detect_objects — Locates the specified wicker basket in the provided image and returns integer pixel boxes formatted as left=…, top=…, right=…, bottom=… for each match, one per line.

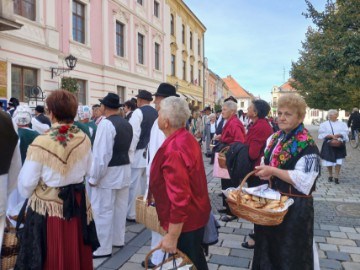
left=227, top=171, right=289, bottom=226
left=136, top=196, right=166, bottom=236
left=1, top=220, right=19, bottom=270
left=217, top=146, right=229, bottom=169
left=144, top=247, right=196, bottom=270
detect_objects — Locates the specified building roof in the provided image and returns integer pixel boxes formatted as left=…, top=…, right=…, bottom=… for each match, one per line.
left=279, top=79, right=297, bottom=92
left=223, top=75, right=253, bottom=99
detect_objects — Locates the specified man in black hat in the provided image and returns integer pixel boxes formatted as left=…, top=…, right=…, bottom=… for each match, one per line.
left=7, top=97, right=19, bottom=117
left=34, top=105, right=51, bottom=127
left=0, top=111, right=21, bottom=254
left=88, top=92, right=133, bottom=258
left=141, top=83, right=179, bottom=268
left=127, top=90, right=158, bottom=222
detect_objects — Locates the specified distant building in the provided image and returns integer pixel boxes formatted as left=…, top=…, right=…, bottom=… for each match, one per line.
left=223, top=75, right=255, bottom=112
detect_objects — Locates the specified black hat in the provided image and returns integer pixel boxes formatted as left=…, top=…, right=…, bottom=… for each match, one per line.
left=224, top=96, right=237, bottom=103
left=99, top=93, right=122, bottom=108
left=153, top=83, right=179, bottom=97
left=136, top=90, right=153, bottom=101
left=35, top=105, right=45, bottom=114
left=8, top=97, right=19, bottom=107
left=204, top=106, right=211, bottom=111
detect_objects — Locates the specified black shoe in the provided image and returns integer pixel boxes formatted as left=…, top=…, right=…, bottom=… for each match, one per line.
left=217, top=208, right=227, bottom=213
left=328, top=177, right=333, bottom=182
left=126, top=218, right=136, bottom=222
left=220, top=215, right=237, bottom=222
left=335, top=178, right=339, bottom=184
left=218, top=193, right=223, bottom=197
left=241, top=241, right=255, bottom=249
left=113, top=245, right=124, bottom=248
left=249, top=233, right=255, bottom=240
left=141, top=259, right=156, bottom=269
left=93, top=253, right=112, bottom=259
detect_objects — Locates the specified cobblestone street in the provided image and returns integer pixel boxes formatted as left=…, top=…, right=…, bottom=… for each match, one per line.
left=94, top=125, right=360, bottom=270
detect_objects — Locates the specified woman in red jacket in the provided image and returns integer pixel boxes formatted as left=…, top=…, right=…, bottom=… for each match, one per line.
left=150, top=97, right=211, bottom=270
left=214, top=100, right=246, bottom=222
left=242, top=99, right=273, bottom=249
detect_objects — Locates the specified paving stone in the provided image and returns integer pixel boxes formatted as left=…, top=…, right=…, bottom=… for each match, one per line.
left=347, top=233, right=360, bottom=240
left=218, top=227, right=234, bottom=233
left=319, top=258, right=343, bottom=269
left=208, top=254, right=250, bottom=268
left=128, top=254, right=144, bottom=263
left=343, top=262, right=360, bottom=270
left=356, top=240, right=360, bottom=247
left=314, top=236, right=326, bottom=243
left=135, top=246, right=150, bottom=255
left=339, top=227, right=357, bottom=233
left=233, top=228, right=253, bottom=236
left=207, top=263, right=219, bottom=270
left=326, top=251, right=350, bottom=261
left=118, top=262, right=143, bottom=270
left=318, top=249, right=326, bottom=259
left=219, top=266, right=248, bottom=270
left=221, top=239, right=242, bottom=249
left=209, top=246, right=230, bottom=256
left=314, top=229, right=330, bottom=237
left=339, top=246, right=360, bottom=254
left=327, top=237, right=357, bottom=246
left=320, top=224, right=340, bottom=231
left=230, top=248, right=254, bottom=259
left=330, top=231, right=348, bottom=238
left=319, top=243, right=338, bottom=251
left=126, top=223, right=145, bottom=233
left=241, top=223, right=254, bottom=230
left=218, top=233, right=244, bottom=241
left=350, top=254, right=360, bottom=262
left=225, top=222, right=241, bottom=228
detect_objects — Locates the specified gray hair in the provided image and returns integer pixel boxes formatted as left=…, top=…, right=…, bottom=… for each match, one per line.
left=209, top=113, right=216, bottom=119
left=328, top=109, right=338, bottom=117
left=353, top=107, right=359, bottom=112
left=160, top=96, right=191, bottom=129
left=223, top=101, right=237, bottom=113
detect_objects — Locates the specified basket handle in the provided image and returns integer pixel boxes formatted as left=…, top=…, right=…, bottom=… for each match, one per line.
left=144, top=247, right=191, bottom=269
left=219, top=145, right=230, bottom=154
left=238, top=170, right=273, bottom=191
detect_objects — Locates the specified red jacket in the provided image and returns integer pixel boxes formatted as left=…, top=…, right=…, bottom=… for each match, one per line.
left=245, top=118, right=274, bottom=167
left=149, top=128, right=211, bottom=232
left=221, top=115, right=245, bottom=144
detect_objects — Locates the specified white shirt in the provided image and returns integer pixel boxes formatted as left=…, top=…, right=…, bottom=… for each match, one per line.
left=146, top=119, right=165, bottom=178
left=31, top=118, right=50, bottom=134
left=318, top=120, right=349, bottom=142
left=0, top=143, right=21, bottom=216
left=88, top=118, right=131, bottom=189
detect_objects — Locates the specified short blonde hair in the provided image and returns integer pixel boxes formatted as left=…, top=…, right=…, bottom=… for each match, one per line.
left=277, top=94, right=307, bottom=119
left=160, top=97, right=191, bottom=129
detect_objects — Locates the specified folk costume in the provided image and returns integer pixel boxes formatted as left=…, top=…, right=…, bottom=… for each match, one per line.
left=127, top=102, right=157, bottom=220
left=16, top=123, right=99, bottom=270
left=149, top=128, right=211, bottom=270
left=89, top=114, right=133, bottom=256
left=252, top=124, right=320, bottom=270
left=18, top=127, right=39, bottom=164
left=0, top=111, right=21, bottom=255
left=318, top=120, right=348, bottom=166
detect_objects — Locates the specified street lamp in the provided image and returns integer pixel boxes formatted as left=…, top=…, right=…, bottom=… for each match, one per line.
left=51, top=54, right=78, bottom=79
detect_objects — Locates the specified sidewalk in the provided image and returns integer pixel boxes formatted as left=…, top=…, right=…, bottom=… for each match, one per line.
left=94, top=125, right=360, bottom=270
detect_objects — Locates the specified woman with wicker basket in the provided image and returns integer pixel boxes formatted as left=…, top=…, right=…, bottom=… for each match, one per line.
left=252, top=94, right=320, bottom=270
left=15, top=90, right=100, bottom=270
left=213, top=100, right=246, bottom=222
left=149, top=97, right=211, bottom=270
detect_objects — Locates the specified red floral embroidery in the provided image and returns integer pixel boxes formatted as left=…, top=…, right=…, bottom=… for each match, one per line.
left=50, top=124, right=80, bottom=147
left=58, top=125, right=70, bottom=134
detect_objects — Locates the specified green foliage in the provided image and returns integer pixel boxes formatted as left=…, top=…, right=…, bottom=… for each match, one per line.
left=290, top=0, right=360, bottom=111
left=61, top=77, right=79, bottom=94
left=214, top=99, right=222, bottom=112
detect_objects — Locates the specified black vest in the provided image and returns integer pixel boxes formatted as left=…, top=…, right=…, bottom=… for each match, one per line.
left=136, top=106, right=158, bottom=150
left=0, top=111, right=18, bottom=175
left=106, top=115, right=133, bottom=167
left=215, top=117, right=225, bottom=135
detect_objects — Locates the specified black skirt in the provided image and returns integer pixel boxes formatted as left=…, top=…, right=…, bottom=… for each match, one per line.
left=320, top=140, right=346, bottom=162
left=252, top=197, right=314, bottom=270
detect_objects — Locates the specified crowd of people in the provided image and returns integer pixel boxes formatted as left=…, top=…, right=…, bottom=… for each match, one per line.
left=0, top=85, right=357, bottom=270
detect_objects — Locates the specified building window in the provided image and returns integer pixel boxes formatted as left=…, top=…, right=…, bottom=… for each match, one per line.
left=182, top=24, right=185, bottom=44
left=75, top=79, right=86, bottom=105
left=117, top=86, right=126, bottom=103
left=198, top=69, right=201, bottom=86
left=116, top=21, right=125, bottom=57
left=171, top=54, right=175, bottom=76
left=170, top=14, right=174, bottom=36
left=137, top=0, right=143, bottom=5
left=154, top=1, right=159, bottom=17
left=155, top=43, right=160, bottom=70
left=182, top=61, right=186, bottom=80
left=190, top=31, right=193, bottom=50
left=72, top=1, right=85, bottom=44
left=14, top=0, right=36, bottom=21
left=138, top=33, right=144, bottom=64
left=198, top=38, right=201, bottom=56
left=190, top=65, right=194, bottom=83
left=11, top=65, right=37, bottom=102
left=240, top=101, right=245, bottom=108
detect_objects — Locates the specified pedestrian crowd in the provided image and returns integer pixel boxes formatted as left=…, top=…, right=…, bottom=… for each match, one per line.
left=0, top=85, right=358, bottom=270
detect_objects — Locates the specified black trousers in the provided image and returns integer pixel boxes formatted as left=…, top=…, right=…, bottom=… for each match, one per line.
left=221, top=178, right=238, bottom=216
left=177, top=227, right=208, bottom=270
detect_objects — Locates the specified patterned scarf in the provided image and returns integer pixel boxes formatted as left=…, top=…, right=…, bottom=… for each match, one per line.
left=264, top=124, right=315, bottom=168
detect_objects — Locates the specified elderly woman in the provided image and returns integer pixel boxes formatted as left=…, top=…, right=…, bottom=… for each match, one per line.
left=253, top=94, right=320, bottom=269
left=214, top=100, right=246, bottom=222
left=16, top=90, right=99, bottom=270
left=241, top=99, right=274, bottom=249
left=204, top=113, right=217, bottom=157
left=318, top=109, right=348, bottom=184
left=190, top=110, right=202, bottom=142
left=149, top=97, right=211, bottom=270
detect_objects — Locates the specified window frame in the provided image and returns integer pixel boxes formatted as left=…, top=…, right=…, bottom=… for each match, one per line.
left=11, top=65, right=38, bottom=103
left=170, top=14, right=175, bottom=36
left=138, top=33, right=145, bottom=65
left=198, top=38, right=201, bottom=56
left=171, top=54, right=176, bottom=76
left=116, top=21, right=125, bottom=57
left=76, top=79, right=87, bottom=105
left=182, top=24, right=185, bottom=44
left=182, top=61, right=186, bottom=81
left=137, top=0, right=143, bottom=5
left=189, top=31, right=193, bottom=50
left=154, top=1, right=160, bottom=18
left=14, top=0, right=36, bottom=21
left=155, top=42, right=160, bottom=70
left=72, top=0, right=85, bottom=44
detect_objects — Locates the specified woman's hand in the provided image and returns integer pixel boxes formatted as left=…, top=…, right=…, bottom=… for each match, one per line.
left=254, top=165, right=274, bottom=180
left=214, top=134, right=221, bottom=141
left=158, top=233, right=178, bottom=254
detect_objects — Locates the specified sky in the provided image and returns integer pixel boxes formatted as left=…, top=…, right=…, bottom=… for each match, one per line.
left=184, top=0, right=328, bottom=102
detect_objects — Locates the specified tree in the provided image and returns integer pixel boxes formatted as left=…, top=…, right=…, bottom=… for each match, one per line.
left=61, top=77, right=79, bottom=94
left=290, top=0, right=360, bottom=110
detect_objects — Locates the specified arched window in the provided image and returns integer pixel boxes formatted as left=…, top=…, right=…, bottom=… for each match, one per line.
left=170, top=14, right=174, bottom=35
left=190, top=31, right=193, bottom=50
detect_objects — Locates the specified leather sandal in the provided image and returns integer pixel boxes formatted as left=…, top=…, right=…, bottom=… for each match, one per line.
left=220, top=215, right=237, bottom=222
left=241, top=241, right=255, bottom=249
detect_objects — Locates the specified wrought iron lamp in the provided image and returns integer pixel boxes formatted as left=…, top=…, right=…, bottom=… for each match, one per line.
left=51, top=54, right=77, bottom=79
